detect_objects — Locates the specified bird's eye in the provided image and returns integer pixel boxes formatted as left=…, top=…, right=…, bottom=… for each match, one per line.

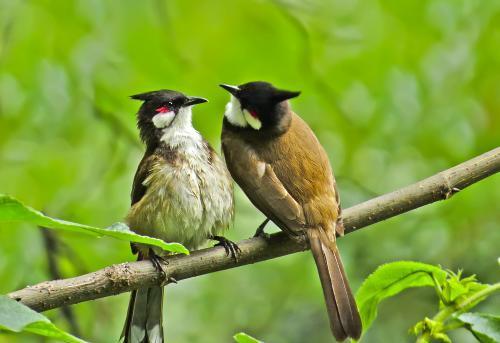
left=167, top=101, right=173, bottom=107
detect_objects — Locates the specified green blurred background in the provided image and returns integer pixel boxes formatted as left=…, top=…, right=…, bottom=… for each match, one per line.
left=1, top=0, right=499, bottom=342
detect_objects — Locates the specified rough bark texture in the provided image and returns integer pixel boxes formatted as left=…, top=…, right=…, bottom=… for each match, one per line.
left=8, top=147, right=500, bottom=312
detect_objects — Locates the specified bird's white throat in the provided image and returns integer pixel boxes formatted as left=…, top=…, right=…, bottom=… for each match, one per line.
left=158, top=106, right=203, bottom=152
left=224, top=95, right=262, bottom=130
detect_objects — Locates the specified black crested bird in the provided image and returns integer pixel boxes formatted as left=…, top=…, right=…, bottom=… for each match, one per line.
left=121, top=89, right=237, bottom=343
left=219, top=81, right=362, bottom=341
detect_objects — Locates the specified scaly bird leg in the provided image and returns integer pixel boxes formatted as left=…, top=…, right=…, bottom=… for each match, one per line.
left=148, top=248, right=168, bottom=281
left=253, top=218, right=271, bottom=238
left=210, top=236, right=241, bottom=261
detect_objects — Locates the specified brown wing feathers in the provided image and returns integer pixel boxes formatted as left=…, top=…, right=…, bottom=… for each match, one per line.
left=131, top=151, right=156, bottom=206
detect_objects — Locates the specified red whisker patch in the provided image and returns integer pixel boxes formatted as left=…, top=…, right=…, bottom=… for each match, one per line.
left=156, top=106, right=169, bottom=113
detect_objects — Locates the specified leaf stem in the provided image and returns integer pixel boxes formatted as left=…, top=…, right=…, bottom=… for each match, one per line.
left=416, top=335, right=430, bottom=343
left=415, top=282, right=500, bottom=342
left=431, top=272, right=447, bottom=305
left=442, top=320, right=465, bottom=332
left=456, top=282, right=500, bottom=310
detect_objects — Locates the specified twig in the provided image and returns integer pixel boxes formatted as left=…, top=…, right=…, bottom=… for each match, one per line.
left=8, top=148, right=500, bottom=312
left=41, top=229, right=81, bottom=336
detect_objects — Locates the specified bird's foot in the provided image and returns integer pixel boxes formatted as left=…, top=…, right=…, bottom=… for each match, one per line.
left=149, top=248, right=168, bottom=281
left=253, top=218, right=271, bottom=239
left=211, top=236, right=241, bottom=261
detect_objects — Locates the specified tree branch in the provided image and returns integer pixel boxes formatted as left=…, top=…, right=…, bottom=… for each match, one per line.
left=8, top=148, right=500, bottom=312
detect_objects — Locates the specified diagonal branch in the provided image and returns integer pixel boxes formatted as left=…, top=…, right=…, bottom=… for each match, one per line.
left=8, top=148, right=500, bottom=312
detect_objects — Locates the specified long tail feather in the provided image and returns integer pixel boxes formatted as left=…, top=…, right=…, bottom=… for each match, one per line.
left=121, top=255, right=164, bottom=343
left=307, top=229, right=362, bottom=341
left=146, top=287, right=164, bottom=343
left=121, top=286, right=164, bottom=343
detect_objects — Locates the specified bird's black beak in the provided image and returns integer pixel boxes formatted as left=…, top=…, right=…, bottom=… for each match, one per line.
left=219, top=84, right=240, bottom=97
left=183, top=96, right=208, bottom=107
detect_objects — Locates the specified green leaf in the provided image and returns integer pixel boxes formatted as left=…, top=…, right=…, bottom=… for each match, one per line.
left=441, top=271, right=485, bottom=305
left=0, top=296, right=87, bottom=343
left=443, top=278, right=469, bottom=303
left=233, top=332, right=264, bottom=343
left=458, top=313, right=500, bottom=343
left=356, top=261, right=447, bottom=337
left=0, top=194, right=188, bottom=255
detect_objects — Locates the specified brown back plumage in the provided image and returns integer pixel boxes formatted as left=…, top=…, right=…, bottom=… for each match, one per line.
left=222, top=112, right=362, bottom=341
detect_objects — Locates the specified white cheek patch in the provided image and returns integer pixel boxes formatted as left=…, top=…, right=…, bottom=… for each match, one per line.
left=224, top=96, right=247, bottom=127
left=243, top=109, right=262, bottom=130
left=152, top=111, right=175, bottom=128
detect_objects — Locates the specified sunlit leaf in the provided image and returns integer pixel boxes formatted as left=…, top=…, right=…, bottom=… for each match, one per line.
left=458, top=313, right=500, bottom=343
left=233, top=332, right=264, bottom=343
left=0, top=296, right=87, bottom=343
left=356, top=261, right=447, bottom=338
left=0, top=194, right=188, bottom=254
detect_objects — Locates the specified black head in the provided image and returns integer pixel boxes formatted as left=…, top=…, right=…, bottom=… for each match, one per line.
left=131, top=89, right=207, bottom=146
left=131, top=89, right=207, bottom=116
left=220, top=81, right=300, bottom=131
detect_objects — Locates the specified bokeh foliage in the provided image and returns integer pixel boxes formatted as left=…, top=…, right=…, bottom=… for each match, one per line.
left=0, top=0, right=499, bottom=342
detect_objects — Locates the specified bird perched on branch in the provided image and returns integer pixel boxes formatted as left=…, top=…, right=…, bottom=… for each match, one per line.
left=121, top=89, right=236, bottom=343
left=220, top=81, right=362, bottom=341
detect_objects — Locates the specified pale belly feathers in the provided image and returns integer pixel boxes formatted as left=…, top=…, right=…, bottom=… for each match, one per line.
left=126, top=132, right=234, bottom=251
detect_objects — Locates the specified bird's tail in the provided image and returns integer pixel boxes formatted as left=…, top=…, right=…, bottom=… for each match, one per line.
left=121, top=257, right=164, bottom=343
left=307, top=229, right=362, bottom=341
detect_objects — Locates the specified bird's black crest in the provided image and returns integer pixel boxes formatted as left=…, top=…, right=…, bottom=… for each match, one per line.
left=272, top=89, right=301, bottom=103
left=232, top=81, right=301, bottom=106
left=130, top=89, right=183, bottom=102
left=245, top=81, right=299, bottom=94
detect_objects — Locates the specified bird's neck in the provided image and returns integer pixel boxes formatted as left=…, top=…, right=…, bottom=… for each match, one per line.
left=223, top=109, right=292, bottom=142
left=142, top=106, right=203, bottom=153
left=158, top=125, right=203, bottom=153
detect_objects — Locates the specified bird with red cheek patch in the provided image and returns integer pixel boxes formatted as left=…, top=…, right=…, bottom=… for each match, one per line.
left=220, top=81, right=362, bottom=342
left=155, top=106, right=170, bottom=113
left=121, top=89, right=237, bottom=343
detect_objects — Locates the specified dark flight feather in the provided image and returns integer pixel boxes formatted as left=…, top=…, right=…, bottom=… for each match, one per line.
left=131, top=152, right=155, bottom=206
left=221, top=140, right=305, bottom=237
